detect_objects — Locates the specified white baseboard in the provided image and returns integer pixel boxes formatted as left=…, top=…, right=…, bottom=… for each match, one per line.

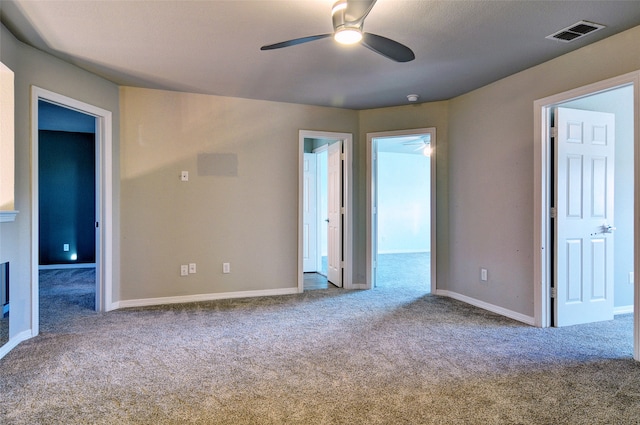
left=435, top=289, right=536, bottom=326
left=614, top=305, right=634, bottom=315
left=114, top=287, right=300, bottom=309
left=377, top=250, right=430, bottom=255
left=0, top=330, right=33, bottom=360
left=39, top=263, right=96, bottom=270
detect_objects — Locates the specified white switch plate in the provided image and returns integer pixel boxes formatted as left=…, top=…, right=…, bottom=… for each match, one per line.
left=189, top=263, right=196, bottom=274
left=223, top=263, right=231, bottom=274
left=181, top=171, right=189, bottom=181
left=629, top=271, right=634, bottom=284
left=63, top=244, right=70, bottom=252
left=180, top=265, right=189, bottom=276
left=480, top=268, right=488, bottom=282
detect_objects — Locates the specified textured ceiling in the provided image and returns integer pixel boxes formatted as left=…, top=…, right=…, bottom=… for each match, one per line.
left=2, top=0, right=640, bottom=110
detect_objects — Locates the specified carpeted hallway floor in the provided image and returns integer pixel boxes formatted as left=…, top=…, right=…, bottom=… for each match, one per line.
left=0, top=268, right=638, bottom=424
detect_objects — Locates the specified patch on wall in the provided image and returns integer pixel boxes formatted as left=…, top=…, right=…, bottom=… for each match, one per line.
left=197, top=153, right=238, bottom=177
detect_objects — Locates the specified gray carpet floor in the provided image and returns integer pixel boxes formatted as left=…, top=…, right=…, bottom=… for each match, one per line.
left=0, top=269, right=639, bottom=424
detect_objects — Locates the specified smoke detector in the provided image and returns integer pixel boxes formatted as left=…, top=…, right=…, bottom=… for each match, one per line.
left=407, top=94, right=419, bottom=102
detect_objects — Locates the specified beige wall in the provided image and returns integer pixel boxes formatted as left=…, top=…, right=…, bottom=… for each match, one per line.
left=0, top=24, right=120, bottom=339
left=446, top=25, right=640, bottom=317
left=120, top=87, right=357, bottom=300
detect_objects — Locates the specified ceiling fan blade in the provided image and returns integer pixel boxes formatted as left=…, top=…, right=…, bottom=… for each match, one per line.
left=344, top=0, right=377, bottom=23
left=361, top=32, right=415, bottom=62
left=261, top=34, right=332, bottom=51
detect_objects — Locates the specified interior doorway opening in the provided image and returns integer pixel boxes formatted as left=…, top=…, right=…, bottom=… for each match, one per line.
left=298, top=130, right=353, bottom=292
left=533, top=71, right=639, bottom=361
left=366, top=128, right=436, bottom=292
left=31, top=87, right=114, bottom=337
left=38, top=100, right=98, bottom=331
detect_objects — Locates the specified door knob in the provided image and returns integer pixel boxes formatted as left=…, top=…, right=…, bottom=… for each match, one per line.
left=601, top=223, right=616, bottom=233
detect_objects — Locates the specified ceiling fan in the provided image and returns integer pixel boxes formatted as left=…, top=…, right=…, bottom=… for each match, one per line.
left=260, top=0, right=415, bottom=63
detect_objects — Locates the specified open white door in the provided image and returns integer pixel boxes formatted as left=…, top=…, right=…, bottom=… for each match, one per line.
left=327, top=141, right=343, bottom=287
left=555, top=107, right=615, bottom=326
left=303, top=153, right=318, bottom=272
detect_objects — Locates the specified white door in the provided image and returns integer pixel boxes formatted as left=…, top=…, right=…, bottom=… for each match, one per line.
left=555, top=107, right=615, bottom=326
left=303, top=153, right=318, bottom=272
left=327, top=141, right=343, bottom=287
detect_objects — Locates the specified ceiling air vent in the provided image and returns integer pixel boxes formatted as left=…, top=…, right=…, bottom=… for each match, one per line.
left=546, top=20, right=605, bottom=43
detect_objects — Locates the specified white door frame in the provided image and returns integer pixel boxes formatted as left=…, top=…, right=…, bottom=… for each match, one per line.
left=31, top=86, right=114, bottom=336
left=366, top=128, right=437, bottom=291
left=298, top=130, right=353, bottom=291
left=533, top=71, right=640, bottom=361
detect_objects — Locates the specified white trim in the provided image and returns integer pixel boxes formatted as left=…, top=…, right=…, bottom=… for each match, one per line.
left=298, top=130, right=353, bottom=292
left=31, top=87, right=115, bottom=340
left=533, top=70, right=640, bottom=361
left=366, top=128, right=437, bottom=292
left=116, top=287, right=299, bottom=309
left=0, top=330, right=32, bottom=360
left=0, top=211, right=18, bottom=222
left=614, top=305, right=634, bottom=315
left=435, top=289, right=536, bottom=326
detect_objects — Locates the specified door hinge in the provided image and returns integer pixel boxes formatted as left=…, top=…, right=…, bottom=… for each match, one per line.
left=551, top=127, right=558, bottom=138
left=95, top=221, right=99, bottom=228
left=550, top=287, right=557, bottom=299
left=341, top=207, right=345, bottom=214
left=550, top=207, right=557, bottom=218
left=341, top=153, right=345, bottom=160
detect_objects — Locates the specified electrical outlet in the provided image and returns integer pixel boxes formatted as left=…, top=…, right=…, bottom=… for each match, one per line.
left=189, top=263, right=196, bottom=274
left=63, top=244, right=70, bottom=252
left=180, top=265, right=189, bottom=276
left=480, top=268, right=488, bottom=282
left=223, top=263, right=231, bottom=274
left=181, top=171, right=189, bottom=181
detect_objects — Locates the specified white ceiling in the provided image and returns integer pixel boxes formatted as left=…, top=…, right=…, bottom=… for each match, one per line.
left=2, top=0, right=640, bottom=110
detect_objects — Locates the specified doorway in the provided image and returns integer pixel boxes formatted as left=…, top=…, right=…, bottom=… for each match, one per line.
left=533, top=72, right=639, bottom=360
left=31, top=87, right=114, bottom=336
left=38, top=100, right=98, bottom=331
left=298, top=130, right=353, bottom=292
left=366, top=128, right=437, bottom=292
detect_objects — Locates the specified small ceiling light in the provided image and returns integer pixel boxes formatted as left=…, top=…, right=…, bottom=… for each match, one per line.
left=334, top=27, right=363, bottom=45
left=407, top=94, right=419, bottom=102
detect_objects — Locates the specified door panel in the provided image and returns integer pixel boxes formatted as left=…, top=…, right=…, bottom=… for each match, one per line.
left=303, top=153, right=317, bottom=272
left=327, top=142, right=342, bottom=287
left=555, top=107, right=615, bottom=326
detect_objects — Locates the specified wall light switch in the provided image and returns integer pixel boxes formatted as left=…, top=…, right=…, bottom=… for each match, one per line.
left=180, top=265, right=189, bottom=276
left=181, top=171, right=189, bottom=181
left=189, top=263, right=196, bottom=274
left=63, top=244, right=70, bottom=252
left=480, top=268, right=488, bottom=282
left=629, top=272, right=634, bottom=285
left=223, top=263, right=231, bottom=274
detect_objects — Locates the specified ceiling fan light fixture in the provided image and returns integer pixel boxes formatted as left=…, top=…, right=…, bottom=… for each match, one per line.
left=334, top=27, right=363, bottom=45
